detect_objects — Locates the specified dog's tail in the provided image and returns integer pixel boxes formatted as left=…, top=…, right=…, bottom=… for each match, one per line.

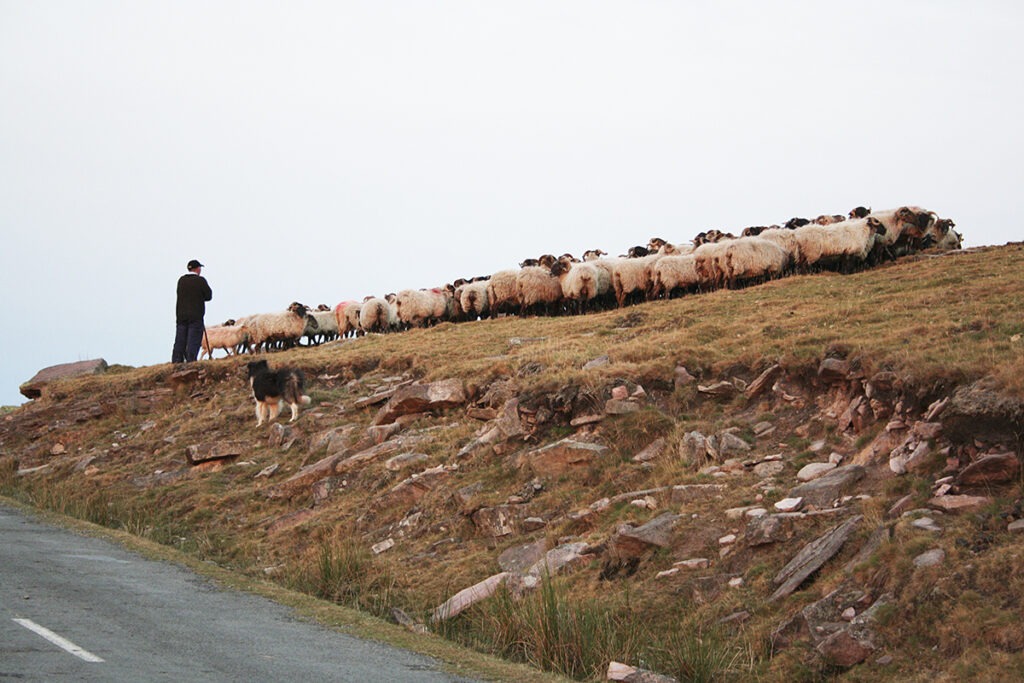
left=282, top=371, right=311, bottom=407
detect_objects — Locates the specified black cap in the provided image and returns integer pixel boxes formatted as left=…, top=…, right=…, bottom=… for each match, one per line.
left=187, top=259, right=204, bottom=270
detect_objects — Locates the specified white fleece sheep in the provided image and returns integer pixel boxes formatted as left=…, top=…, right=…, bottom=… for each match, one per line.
left=516, top=265, right=564, bottom=316
left=553, top=260, right=610, bottom=313
left=792, top=218, right=885, bottom=271
left=246, top=302, right=315, bottom=351
left=486, top=269, right=520, bottom=317
left=609, top=253, right=662, bottom=307
left=395, top=288, right=451, bottom=328
left=717, top=236, right=790, bottom=285
left=459, top=280, right=490, bottom=320
left=200, top=323, right=250, bottom=360
left=650, top=253, right=699, bottom=299
left=304, top=307, right=340, bottom=345
left=359, top=296, right=398, bottom=333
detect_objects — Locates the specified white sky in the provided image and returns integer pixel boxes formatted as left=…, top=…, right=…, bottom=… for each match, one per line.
left=2, top=1, right=1022, bottom=407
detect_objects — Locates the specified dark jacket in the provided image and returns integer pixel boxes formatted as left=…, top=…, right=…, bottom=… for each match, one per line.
left=176, top=273, right=213, bottom=323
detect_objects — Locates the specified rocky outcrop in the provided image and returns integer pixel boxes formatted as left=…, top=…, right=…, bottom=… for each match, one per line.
left=20, top=359, right=108, bottom=399
left=372, top=379, right=467, bottom=425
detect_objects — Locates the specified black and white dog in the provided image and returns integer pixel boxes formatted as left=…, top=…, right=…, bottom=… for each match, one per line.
left=246, top=360, right=311, bottom=426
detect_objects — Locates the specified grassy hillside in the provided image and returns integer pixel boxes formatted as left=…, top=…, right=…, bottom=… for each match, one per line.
left=2, top=243, right=1023, bottom=682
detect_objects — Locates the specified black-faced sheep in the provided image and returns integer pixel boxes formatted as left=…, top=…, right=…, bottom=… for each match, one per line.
left=246, top=302, right=317, bottom=352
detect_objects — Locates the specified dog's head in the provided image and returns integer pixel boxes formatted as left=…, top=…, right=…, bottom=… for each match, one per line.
left=246, top=360, right=270, bottom=378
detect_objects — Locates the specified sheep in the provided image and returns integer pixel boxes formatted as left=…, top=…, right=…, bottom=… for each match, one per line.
left=395, top=287, right=452, bottom=328
left=756, top=228, right=802, bottom=265
left=199, top=322, right=250, bottom=360
left=304, top=305, right=340, bottom=345
left=611, top=252, right=664, bottom=307
left=551, top=257, right=611, bottom=314
left=333, top=301, right=362, bottom=338
left=849, top=206, right=871, bottom=219
left=359, top=296, right=398, bottom=334
left=486, top=269, right=520, bottom=317
left=791, top=218, right=887, bottom=272
left=717, top=236, right=791, bottom=286
left=865, top=206, right=937, bottom=257
left=650, top=253, right=699, bottom=299
left=459, top=279, right=491, bottom=320
left=516, top=265, right=564, bottom=316
left=246, top=302, right=317, bottom=352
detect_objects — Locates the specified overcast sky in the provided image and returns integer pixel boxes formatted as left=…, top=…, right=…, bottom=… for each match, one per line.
left=2, top=1, right=1021, bottom=407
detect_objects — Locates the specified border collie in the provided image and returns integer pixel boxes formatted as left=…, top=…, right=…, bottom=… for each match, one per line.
left=246, top=360, right=311, bottom=426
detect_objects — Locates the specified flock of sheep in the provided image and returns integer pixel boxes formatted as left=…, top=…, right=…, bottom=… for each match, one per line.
left=199, top=205, right=961, bottom=359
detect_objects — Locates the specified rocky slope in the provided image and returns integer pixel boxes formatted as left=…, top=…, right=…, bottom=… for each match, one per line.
left=3, top=245, right=1023, bottom=681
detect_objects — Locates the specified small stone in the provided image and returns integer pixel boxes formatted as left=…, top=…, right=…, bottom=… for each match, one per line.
left=774, top=497, right=804, bottom=512
left=50, top=443, right=66, bottom=455
left=828, top=452, right=844, bottom=465
left=611, top=385, right=629, bottom=400
left=674, top=558, right=709, bottom=570
left=719, top=534, right=736, bottom=546
left=842, top=607, right=856, bottom=621
left=371, top=538, right=395, bottom=554
left=1007, top=519, right=1024, bottom=533
left=728, top=577, right=744, bottom=588
left=797, top=462, right=838, bottom=482
left=911, top=517, right=942, bottom=532
left=656, top=568, right=680, bottom=579
left=913, top=548, right=945, bottom=568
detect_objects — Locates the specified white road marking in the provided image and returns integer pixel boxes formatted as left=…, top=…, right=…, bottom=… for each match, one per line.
left=12, top=618, right=105, bottom=662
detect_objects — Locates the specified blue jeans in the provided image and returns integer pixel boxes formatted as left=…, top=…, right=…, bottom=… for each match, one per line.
left=172, top=319, right=205, bottom=363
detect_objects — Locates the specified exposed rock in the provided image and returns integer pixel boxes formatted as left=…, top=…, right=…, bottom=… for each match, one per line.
left=957, top=452, right=1020, bottom=487
left=674, top=365, right=696, bottom=388
left=746, top=514, right=793, bottom=546
left=913, top=548, right=945, bottom=568
left=432, top=572, right=510, bottom=621
left=20, top=358, right=109, bottom=399
left=373, top=379, right=467, bottom=426
left=372, top=538, right=395, bottom=554
left=526, top=542, right=589, bottom=578
left=365, top=422, right=403, bottom=445
left=457, top=398, right=526, bottom=458
left=797, top=462, right=838, bottom=482
left=384, top=452, right=430, bottom=472
left=697, top=381, right=738, bottom=399
left=583, top=355, right=610, bottom=370
left=335, top=437, right=411, bottom=474
left=611, top=385, right=629, bottom=400
left=754, top=460, right=786, bottom=478
left=570, top=414, right=604, bottom=427
left=517, top=438, right=609, bottom=478
left=844, top=525, right=892, bottom=573
left=185, top=441, right=245, bottom=465
left=788, top=465, right=865, bottom=509
left=718, top=432, right=751, bottom=456
left=1008, top=519, right=1024, bottom=533
left=746, top=364, right=783, bottom=400
left=928, top=494, right=991, bottom=513
left=680, top=431, right=710, bottom=464
left=817, top=358, right=850, bottom=383
left=466, top=406, right=498, bottom=421
left=608, top=513, right=680, bottom=561
left=255, top=463, right=280, bottom=479
left=268, top=423, right=292, bottom=448
left=670, top=484, right=728, bottom=504
left=774, top=497, right=803, bottom=512
left=674, top=558, right=709, bottom=570
left=770, top=515, right=862, bottom=601
left=607, top=660, right=680, bottom=683
left=632, top=438, right=666, bottom=463
left=498, top=541, right=548, bottom=573
left=605, top=399, right=641, bottom=415
left=942, top=377, right=1024, bottom=442
left=471, top=504, right=524, bottom=537
left=310, top=425, right=359, bottom=457
left=354, top=389, right=396, bottom=409
left=264, top=454, right=341, bottom=500
left=384, top=465, right=450, bottom=509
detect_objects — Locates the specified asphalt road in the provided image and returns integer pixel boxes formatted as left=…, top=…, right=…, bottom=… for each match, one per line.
left=0, top=504, right=478, bottom=682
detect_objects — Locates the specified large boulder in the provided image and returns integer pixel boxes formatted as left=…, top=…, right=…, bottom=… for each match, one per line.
left=372, top=379, right=467, bottom=425
left=20, top=359, right=108, bottom=399
left=942, top=378, right=1024, bottom=442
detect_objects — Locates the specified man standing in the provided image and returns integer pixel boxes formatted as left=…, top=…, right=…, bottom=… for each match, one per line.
left=171, top=259, right=213, bottom=363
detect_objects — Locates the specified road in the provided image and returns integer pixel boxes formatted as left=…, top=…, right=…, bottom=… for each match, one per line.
left=0, top=504, right=478, bottom=682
